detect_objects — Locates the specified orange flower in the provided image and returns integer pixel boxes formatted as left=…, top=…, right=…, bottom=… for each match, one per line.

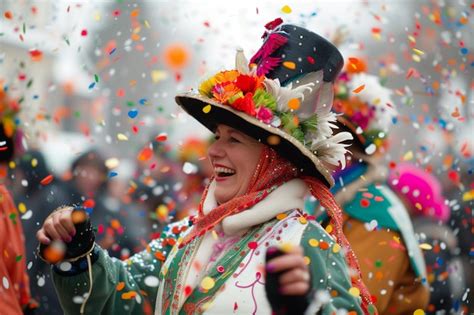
left=212, top=82, right=240, bottom=104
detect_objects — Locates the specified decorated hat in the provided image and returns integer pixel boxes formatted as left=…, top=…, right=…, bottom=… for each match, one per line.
left=175, top=20, right=353, bottom=187
left=388, top=163, right=450, bottom=223
left=333, top=58, right=397, bottom=156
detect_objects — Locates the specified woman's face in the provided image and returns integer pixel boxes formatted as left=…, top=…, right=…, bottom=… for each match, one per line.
left=208, top=124, right=263, bottom=204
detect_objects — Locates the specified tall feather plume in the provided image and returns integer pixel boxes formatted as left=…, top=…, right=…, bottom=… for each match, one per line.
left=250, top=32, right=288, bottom=76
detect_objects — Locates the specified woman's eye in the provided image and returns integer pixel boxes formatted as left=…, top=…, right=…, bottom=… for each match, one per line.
left=229, top=137, right=240, bottom=143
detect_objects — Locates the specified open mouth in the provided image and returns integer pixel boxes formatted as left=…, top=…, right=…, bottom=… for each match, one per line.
left=214, top=166, right=236, bottom=179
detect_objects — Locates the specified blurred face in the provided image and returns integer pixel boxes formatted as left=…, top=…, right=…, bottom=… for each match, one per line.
left=74, top=165, right=105, bottom=195
left=208, top=125, right=263, bottom=204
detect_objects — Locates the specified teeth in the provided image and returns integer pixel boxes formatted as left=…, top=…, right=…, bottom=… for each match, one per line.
left=214, top=166, right=235, bottom=175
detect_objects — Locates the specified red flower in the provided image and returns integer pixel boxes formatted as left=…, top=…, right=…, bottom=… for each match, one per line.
left=235, top=74, right=263, bottom=94
left=231, top=93, right=256, bottom=116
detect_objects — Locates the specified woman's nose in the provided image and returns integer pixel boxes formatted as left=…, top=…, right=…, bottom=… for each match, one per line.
left=208, top=140, right=225, bottom=159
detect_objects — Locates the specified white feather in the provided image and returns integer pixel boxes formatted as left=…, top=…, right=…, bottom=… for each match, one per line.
left=264, top=78, right=314, bottom=112
left=310, top=132, right=353, bottom=169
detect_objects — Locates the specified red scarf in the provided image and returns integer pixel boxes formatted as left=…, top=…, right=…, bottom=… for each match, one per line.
left=180, top=146, right=373, bottom=313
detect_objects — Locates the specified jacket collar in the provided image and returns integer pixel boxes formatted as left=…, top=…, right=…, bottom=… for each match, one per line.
left=202, top=178, right=308, bottom=235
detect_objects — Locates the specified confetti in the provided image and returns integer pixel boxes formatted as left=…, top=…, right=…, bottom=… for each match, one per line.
left=348, top=287, right=360, bottom=297
left=184, top=285, right=192, bottom=296
left=137, top=147, right=153, bottom=161
left=18, top=202, right=26, bottom=213
left=4, top=11, right=13, bottom=19
left=40, top=174, right=54, bottom=186
left=419, top=243, right=433, bottom=250
left=121, top=291, right=137, bottom=300
left=2, top=277, right=9, bottom=289
left=164, top=43, right=189, bottom=70
left=202, top=104, right=211, bottom=113
left=155, top=133, right=168, bottom=142
left=29, top=49, right=43, bottom=62
left=83, top=199, right=95, bottom=208
left=43, top=241, right=66, bottom=264
left=281, top=5, right=292, bottom=14
left=403, top=150, right=413, bottom=161
left=352, top=84, right=365, bottom=94
left=309, top=239, right=319, bottom=247
left=144, top=276, right=159, bottom=287
left=267, top=135, right=281, bottom=145
left=288, top=98, right=300, bottom=110
left=128, top=109, right=138, bottom=119
left=116, top=282, right=125, bottom=291
left=282, top=61, right=296, bottom=70
left=319, top=241, right=329, bottom=250
left=117, top=133, right=128, bottom=141
left=200, top=276, right=215, bottom=290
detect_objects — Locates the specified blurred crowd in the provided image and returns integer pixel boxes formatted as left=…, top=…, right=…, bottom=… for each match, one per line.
left=3, top=122, right=214, bottom=313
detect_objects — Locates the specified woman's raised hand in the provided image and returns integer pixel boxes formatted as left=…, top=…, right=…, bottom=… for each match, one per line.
left=36, top=206, right=76, bottom=245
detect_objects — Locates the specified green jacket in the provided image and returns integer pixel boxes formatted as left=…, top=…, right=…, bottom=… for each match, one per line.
left=52, top=214, right=365, bottom=314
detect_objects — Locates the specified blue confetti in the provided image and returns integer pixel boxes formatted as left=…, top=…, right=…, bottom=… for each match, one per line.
left=391, top=117, right=398, bottom=124
left=33, top=95, right=39, bottom=99
left=128, top=109, right=138, bottom=119
left=108, top=171, right=118, bottom=178
left=460, top=47, right=468, bottom=55
left=139, top=98, right=147, bottom=105
left=88, top=82, right=96, bottom=89
left=109, top=48, right=116, bottom=55
left=439, top=119, right=447, bottom=129
left=436, top=257, right=444, bottom=266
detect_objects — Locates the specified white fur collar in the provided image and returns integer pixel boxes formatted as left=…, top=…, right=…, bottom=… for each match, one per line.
left=202, top=179, right=308, bottom=235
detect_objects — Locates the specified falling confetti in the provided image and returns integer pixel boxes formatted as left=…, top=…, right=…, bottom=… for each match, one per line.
left=281, top=5, right=292, bottom=14
left=40, top=174, right=54, bottom=186
left=352, top=84, right=365, bottom=94
left=202, top=104, right=211, bottom=113
left=117, top=133, right=128, bottom=141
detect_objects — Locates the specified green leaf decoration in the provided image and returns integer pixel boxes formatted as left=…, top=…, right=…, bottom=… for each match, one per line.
left=291, top=128, right=305, bottom=143
left=253, top=89, right=277, bottom=110
left=301, top=114, right=318, bottom=133
left=281, top=112, right=298, bottom=132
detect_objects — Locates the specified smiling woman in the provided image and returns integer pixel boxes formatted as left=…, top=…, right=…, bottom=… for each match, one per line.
left=36, top=21, right=374, bottom=315
left=209, top=125, right=263, bottom=204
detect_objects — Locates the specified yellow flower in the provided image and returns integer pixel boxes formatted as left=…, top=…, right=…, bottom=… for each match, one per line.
left=214, top=70, right=239, bottom=83
left=199, top=76, right=217, bottom=98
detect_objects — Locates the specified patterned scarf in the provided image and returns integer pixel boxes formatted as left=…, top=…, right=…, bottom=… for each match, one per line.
left=180, top=146, right=297, bottom=245
left=180, top=145, right=373, bottom=313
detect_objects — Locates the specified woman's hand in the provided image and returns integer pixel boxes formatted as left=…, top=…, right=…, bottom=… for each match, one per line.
left=36, top=206, right=76, bottom=245
left=266, top=245, right=310, bottom=295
